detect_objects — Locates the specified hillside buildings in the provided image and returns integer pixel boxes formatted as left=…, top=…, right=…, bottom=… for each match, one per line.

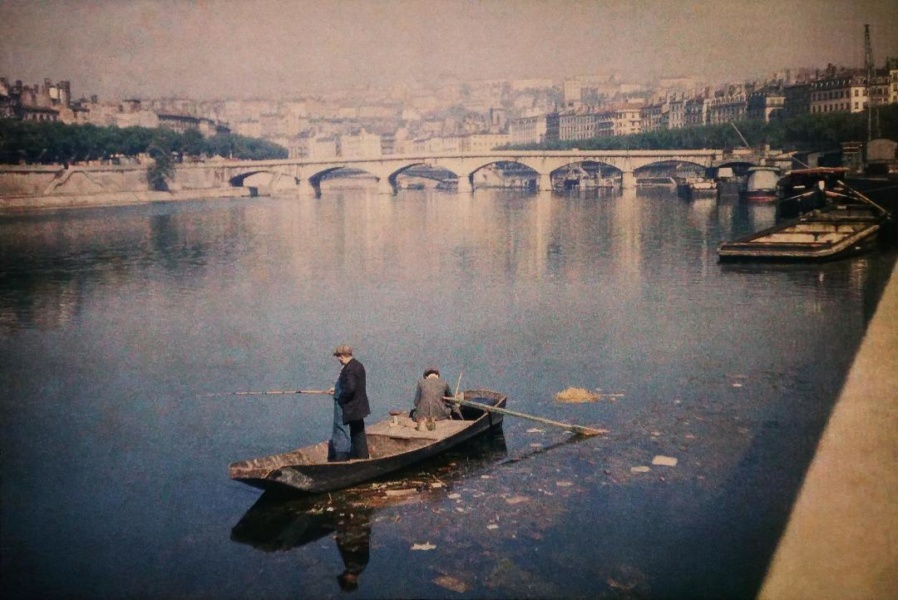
left=3, top=55, right=898, bottom=161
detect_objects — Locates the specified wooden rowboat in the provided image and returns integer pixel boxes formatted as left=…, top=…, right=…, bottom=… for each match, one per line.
left=229, top=389, right=506, bottom=493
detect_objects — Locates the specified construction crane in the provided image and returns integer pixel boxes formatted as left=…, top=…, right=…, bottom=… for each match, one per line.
left=864, top=24, right=874, bottom=141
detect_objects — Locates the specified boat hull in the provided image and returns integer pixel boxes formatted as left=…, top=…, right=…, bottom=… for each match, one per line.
left=741, top=189, right=778, bottom=203
left=740, top=167, right=781, bottom=203
left=229, top=389, right=506, bottom=493
left=718, top=205, right=885, bottom=262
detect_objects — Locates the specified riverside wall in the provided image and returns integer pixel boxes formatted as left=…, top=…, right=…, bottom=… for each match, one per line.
left=0, top=164, right=266, bottom=211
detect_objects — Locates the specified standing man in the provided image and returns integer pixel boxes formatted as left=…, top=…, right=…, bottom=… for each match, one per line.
left=329, top=345, right=370, bottom=461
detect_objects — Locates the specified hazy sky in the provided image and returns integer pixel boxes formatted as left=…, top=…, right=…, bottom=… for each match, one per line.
left=2, top=0, right=897, bottom=100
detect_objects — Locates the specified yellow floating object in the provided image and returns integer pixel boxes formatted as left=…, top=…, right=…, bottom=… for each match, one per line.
left=554, top=387, right=600, bottom=403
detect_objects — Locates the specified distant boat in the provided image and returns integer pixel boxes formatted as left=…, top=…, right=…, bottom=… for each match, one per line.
left=637, top=176, right=677, bottom=189
left=740, top=167, right=781, bottom=202
left=713, top=166, right=741, bottom=196
left=677, top=176, right=718, bottom=199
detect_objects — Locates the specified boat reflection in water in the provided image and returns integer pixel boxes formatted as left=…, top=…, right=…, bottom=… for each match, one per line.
left=230, top=433, right=509, bottom=590
left=233, top=492, right=374, bottom=591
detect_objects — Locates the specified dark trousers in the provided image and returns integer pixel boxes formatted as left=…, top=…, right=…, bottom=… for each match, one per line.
left=348, top=419, right=369, bottom=459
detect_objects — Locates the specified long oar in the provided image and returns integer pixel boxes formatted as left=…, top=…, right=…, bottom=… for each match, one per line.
left=445, top=396, right=607, bottom=437
left=199, top=389, right=331, bottom=398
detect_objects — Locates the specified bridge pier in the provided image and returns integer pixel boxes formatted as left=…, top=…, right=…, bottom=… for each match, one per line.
left=621, top=171, right=637, bottom=190
left=456, top=176, right=473, bottom=194
left=297, top=179, right=318, bottom=198
left=536, top=173, right=553, bottom=192
left=377, top=178, right=396, bottom=196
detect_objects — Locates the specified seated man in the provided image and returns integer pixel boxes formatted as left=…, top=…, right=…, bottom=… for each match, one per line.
left=411, top=367, right=453, bottom=430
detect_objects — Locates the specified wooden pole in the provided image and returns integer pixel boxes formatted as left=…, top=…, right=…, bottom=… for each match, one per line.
left=834, top=180, right=891, bottom=217
left=199, top=389, right=332, bottom=397
left=446, top=396, right=607, bottom=437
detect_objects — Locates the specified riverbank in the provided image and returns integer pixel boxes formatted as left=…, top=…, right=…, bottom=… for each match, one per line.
left=0, top=186, right=256, bottom=213
left=759, top=257, right=898, bottom=598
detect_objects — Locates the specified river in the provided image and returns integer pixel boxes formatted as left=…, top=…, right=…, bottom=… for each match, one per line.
left=1, top=185, right=895, bottom=599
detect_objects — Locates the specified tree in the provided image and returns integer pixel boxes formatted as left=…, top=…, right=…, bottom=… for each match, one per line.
left=146, top=141, right=174, bottom=191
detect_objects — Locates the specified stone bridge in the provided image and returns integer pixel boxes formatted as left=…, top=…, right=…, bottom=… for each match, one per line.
left=2, top=149, right=754, bottom=201
left=203, top=149, right=731, bottom=196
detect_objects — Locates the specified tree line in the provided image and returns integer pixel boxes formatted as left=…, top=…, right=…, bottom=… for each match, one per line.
left=0, top=119, right=288, bottom=165
left=507, top=104, right=898, bottom=152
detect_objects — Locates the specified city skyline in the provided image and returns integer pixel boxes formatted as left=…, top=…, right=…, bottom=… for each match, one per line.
left=2, top=0, right=898, bottom=101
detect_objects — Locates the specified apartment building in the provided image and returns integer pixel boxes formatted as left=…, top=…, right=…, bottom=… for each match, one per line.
left=508, top=114, right=548, bottom=145
left=640, top=102, right=666, bottom=132
left=683, top=96, right=710, bottom=127
left=707, top=89, right=747, bottom=125
left=809, top=76, right=867, bottom=114
left=747, top=88, right=785, bottom=122
left=783, top=83, right=811, bottom=119
left=292, top=134, right=337, bottom=160
left=463, top=132, right=510, bottom=152
left=612, top=107, right=642, bottom=136
left=339, top=128, right=383, bottom=159
left=558, top=112, right=602, bottom=141
left=667, top=97, right=686, bottom=129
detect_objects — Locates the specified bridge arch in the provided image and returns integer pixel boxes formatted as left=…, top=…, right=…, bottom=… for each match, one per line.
left=632, top=159, right=708, bottom=177
left=228, top=169, right=299, bottom=195
left=228, top=169, right=277, bottom=187
left=551, top=160, right=622, bottom=190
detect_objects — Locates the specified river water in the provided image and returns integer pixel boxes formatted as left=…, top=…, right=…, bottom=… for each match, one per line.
left=1, top=185, right=895, bottom=599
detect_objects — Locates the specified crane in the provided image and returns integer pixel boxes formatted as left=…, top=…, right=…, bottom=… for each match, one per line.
left=864, top=24, right=874, bottom=141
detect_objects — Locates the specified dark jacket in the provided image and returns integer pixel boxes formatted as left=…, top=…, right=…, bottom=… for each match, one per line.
left=414, top=376, right=453, bottom=420
left=335, top=358, right=370, bottom=424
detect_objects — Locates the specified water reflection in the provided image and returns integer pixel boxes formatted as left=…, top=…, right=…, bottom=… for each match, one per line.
left=2, top=189, right=897, bottom=599
left=233, top=493, right=373, bottom=591
left=0, top=199, right=259, bottom=332
left=231, top=434, right=508, bottom=591
left=0, top=189, right=860, bottom=335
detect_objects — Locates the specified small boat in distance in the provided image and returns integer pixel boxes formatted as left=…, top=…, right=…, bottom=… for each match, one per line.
left=686, top=177, right=718, bottom=199
left=637, top=176, right=677, bottom=190
left=740, top=167, right=781, bottom=202
left=229, top=389, right=506, bottom=493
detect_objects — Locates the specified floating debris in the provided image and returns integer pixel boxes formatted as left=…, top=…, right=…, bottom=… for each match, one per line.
left=555, top=481, right=574, bottom=487
left=652, top=455, right=678, bottom=467
left=527, top=428, right=545, bottom=433
left=505, top=496, right=529, bottom=505
left=447, top=493, right=461, bottom=500
left=411, top=542, right=436, bottom=551
left=630, top=466, right=651, bottom=473
left=433, top=575, right=468, bottom=593
left=385, top=488, right=418, bottom=497
left=487, top=524, right=499, bottom=530
left=554, top=387, right=600, bottom=403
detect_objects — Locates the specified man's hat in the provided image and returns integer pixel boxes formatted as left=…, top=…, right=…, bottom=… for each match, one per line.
left=333, top=345, right=353, bottom=356
left=424, top=367, right=440, bottom=377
